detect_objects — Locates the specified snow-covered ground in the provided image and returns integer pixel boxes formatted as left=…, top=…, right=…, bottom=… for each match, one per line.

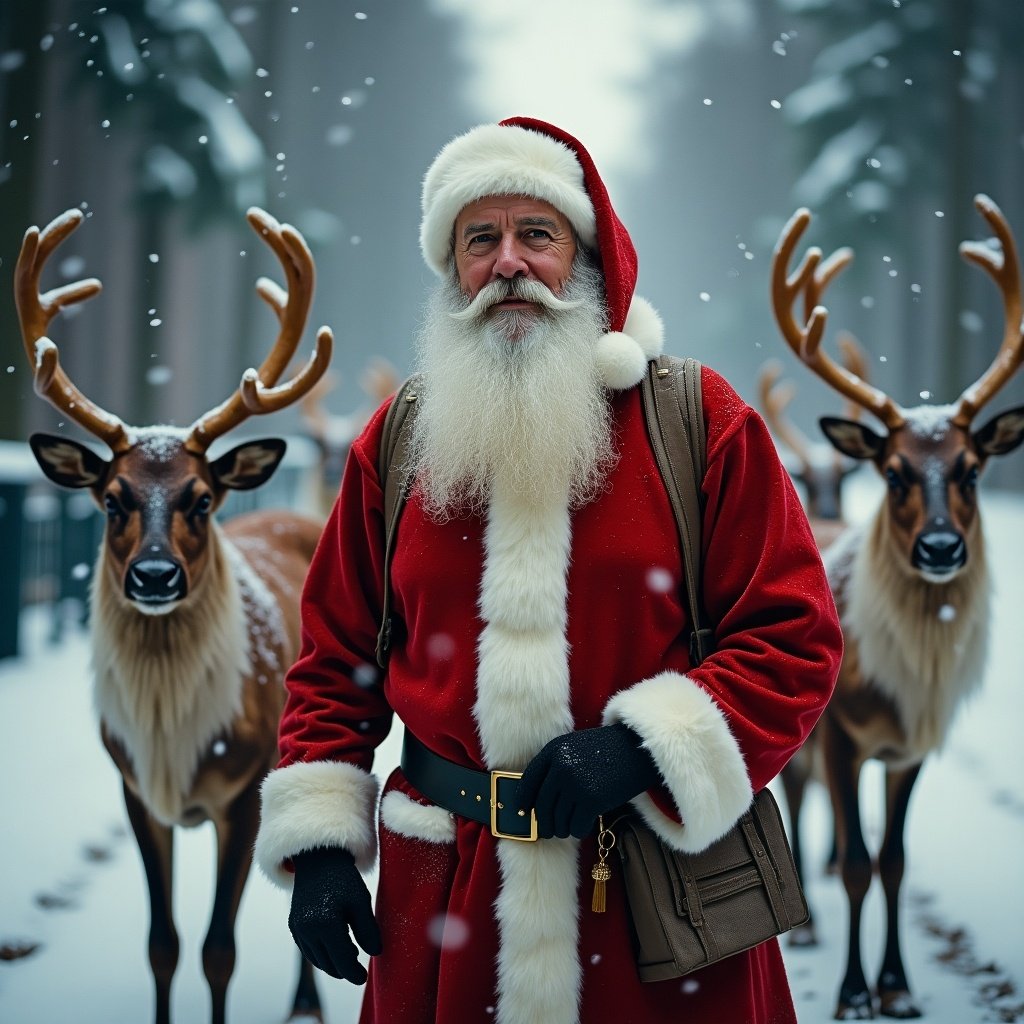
left=0, top=476, right=1021, bottom=1024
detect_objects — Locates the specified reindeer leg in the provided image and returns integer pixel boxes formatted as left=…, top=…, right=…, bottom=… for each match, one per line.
left=876, top=764, right=923, bottom=1019
left=781, top=753, right=817, bottom=947
left=824, top=717, right=875, bottom=1020
left=290, top=952, right=324, bottom=1022
left=203, top=777, right=260, bottom=1024
left=121, top=781, right=178, bottom=1024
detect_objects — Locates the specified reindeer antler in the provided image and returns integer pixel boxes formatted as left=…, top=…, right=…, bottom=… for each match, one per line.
left=835, top=332, right=869, bottom=423
left=298, top=369, right=340, bottom=443
left=360, top=357, right=400, bottom=404
left=953, top=194, right=1024, bottom=427
left=15, top=210, right=131, bottom=452
left=771, top=208, right=905, bottom=430
left=758, top=361, right=813, bottom=472
left=187, top=208, right=333, bottom=452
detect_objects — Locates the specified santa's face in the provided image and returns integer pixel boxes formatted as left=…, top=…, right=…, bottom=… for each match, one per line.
left=453, top=195, right=577, bottom=331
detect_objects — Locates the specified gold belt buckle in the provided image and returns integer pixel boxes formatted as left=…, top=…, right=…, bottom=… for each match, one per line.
left=489, top=770, right=538, bottom=841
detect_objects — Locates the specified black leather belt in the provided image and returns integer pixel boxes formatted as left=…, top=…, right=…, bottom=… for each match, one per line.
left=400, top=731, right=539, bottom=841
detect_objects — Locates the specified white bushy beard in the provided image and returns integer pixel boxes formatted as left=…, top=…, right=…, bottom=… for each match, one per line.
left=407, top=255, right=617, bottom=520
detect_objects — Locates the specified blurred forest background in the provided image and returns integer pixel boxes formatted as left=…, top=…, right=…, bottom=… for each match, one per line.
left=1, top=0, right=1023, bottom=488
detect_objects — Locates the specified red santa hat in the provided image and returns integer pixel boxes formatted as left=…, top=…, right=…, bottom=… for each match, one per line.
left=419, top=115, right=665, bottom=390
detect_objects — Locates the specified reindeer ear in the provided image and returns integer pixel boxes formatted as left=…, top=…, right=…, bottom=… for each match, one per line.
left=973, top=405, right=1024, bottom=458
left=29, top=433, right=108, bottom=489
left=210, top=438, right=287, bottom=491
left=819, top=416, right=885, bottom=461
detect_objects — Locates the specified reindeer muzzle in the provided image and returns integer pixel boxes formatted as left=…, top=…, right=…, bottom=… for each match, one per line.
left=912, top=530, right=967, bottom=576
left=126, top=557, right=187, bottom=605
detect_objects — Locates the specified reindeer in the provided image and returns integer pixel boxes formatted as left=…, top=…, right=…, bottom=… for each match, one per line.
left=16, top=207, right=333, bottom=1024
left=760, top=327, right=870, bottom=916
left=758, top=333, right=870, bottom=942
left=770, top=195, right=1024, bottom=1020
left=758, top=330, right=869, bottom=550
left=299, top=356, right=398, bottom=516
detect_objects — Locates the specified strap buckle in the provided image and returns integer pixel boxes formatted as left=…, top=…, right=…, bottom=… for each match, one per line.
left=489, top=770, right=538, bottom=841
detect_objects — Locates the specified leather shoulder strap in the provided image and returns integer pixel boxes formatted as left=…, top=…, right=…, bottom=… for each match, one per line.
left=375, top=375, right=422, bottom=668
left=640, top=355, right=713, bottom=664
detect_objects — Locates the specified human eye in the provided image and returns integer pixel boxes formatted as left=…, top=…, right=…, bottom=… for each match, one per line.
left=465, top=232, right=495, bottom=248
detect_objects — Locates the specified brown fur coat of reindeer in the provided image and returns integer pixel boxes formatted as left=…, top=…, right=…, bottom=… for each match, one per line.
left=17, top=208, right=332, bottom=1024
left=770, top=195, right=1024, bottom=1020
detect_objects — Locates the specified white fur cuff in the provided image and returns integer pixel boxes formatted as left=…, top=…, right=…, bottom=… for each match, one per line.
left=255, top=760, right=380, bottom=887
left=602, top=672, right=752, bottom=852
left=380, top=790, right=456, bottom=843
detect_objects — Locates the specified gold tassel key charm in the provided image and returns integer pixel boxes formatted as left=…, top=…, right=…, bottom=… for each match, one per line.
left=591, top=816, right=616, bottom=913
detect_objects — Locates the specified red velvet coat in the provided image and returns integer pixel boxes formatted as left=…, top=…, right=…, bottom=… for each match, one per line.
left=256, top=366, right=842, bottom=1024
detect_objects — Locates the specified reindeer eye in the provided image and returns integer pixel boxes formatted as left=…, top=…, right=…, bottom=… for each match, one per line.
left=103, top=494, right=123, bottom=520
left=884, top=467, right=907, bottom=497
left=193, top=493, right=213, bottom=518
left=961, top=466, right=979, bottom=494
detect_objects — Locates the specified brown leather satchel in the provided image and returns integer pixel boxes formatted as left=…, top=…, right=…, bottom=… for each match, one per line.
left=610, top=355, right=809, bottom=980
left=609, top=789, right=808, bottom=981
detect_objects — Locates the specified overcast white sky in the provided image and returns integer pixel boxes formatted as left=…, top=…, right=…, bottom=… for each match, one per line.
left=430, top=0, right=752, bottom=190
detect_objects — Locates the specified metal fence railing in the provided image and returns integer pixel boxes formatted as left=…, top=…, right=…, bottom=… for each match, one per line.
left=0, top=436, right=323, bottom=660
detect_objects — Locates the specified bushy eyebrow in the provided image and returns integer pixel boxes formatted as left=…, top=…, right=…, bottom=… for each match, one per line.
left=460, top=215, right=561, bottom=239
left=461, top=221, right=495, bottom=239
left=516, top=215, right=559, bottom=230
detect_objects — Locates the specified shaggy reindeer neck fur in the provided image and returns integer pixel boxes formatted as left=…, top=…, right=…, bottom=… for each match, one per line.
left=91, top=521, right=250, bottom=824
left=838, top=507, right=991, bottom=760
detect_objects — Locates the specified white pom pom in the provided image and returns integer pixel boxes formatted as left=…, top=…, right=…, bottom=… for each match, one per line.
left=594, top=331, right=647, bottom=390
left=622, top=296, right=665, bottom=360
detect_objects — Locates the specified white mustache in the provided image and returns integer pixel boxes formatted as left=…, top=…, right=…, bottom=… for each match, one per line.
left=448, top=277, right=584, bottom=323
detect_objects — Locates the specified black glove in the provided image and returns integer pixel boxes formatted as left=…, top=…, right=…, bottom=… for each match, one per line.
left=517, top=723, right=661, bottom=839
left=288, top=845, right=382, bottom=984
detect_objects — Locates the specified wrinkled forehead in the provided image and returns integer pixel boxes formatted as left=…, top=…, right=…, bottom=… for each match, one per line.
left=454, top=194, right=575, bottom=235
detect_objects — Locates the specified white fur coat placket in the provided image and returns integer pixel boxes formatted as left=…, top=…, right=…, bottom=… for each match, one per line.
left=474, top=473, right=582, bottom=1024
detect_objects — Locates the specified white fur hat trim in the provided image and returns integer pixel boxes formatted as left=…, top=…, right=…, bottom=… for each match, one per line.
left=595, top=295, right=666, bottom=390
left=421, top=123, right=597, bottom=276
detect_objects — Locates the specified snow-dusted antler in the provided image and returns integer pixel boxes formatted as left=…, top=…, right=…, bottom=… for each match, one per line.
left=187, top=207, right=333, bottom=452
left=953, top=194, right=1024, bottom=427
left=15, top=210, right=131, bottom=452
left=771, top=208, right=905, bottom=430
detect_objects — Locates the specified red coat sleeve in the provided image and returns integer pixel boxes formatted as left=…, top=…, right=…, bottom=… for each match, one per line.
left=276, top=399, right=395, bottom=773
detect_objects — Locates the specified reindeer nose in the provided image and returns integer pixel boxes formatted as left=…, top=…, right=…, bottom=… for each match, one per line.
left=912, top=530, right=967, bottom=575
left=126, top=558, right=186, bottom=605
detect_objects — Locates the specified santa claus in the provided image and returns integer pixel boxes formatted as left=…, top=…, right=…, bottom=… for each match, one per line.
left=255, top=116, right=842, bottom=1024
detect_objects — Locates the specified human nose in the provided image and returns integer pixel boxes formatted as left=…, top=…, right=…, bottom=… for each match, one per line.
left=492, top=234, right=529, bottom=280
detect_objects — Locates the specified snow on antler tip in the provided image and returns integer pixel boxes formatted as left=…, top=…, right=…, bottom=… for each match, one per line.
left=47, top=209, right=84, bottom=233
left=34, top=337, right=56, bottom=366
left=960, top=238, right=1004, bottom=268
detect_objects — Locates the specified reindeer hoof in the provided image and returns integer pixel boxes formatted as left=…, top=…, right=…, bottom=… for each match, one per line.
left=878, top=991, right=921, bottom=1018
left=287, top=1014, right=324, bottom=1024
left=835, top=989, right=874, bottom=1020
left=788, top=921, right=818, bottom=948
